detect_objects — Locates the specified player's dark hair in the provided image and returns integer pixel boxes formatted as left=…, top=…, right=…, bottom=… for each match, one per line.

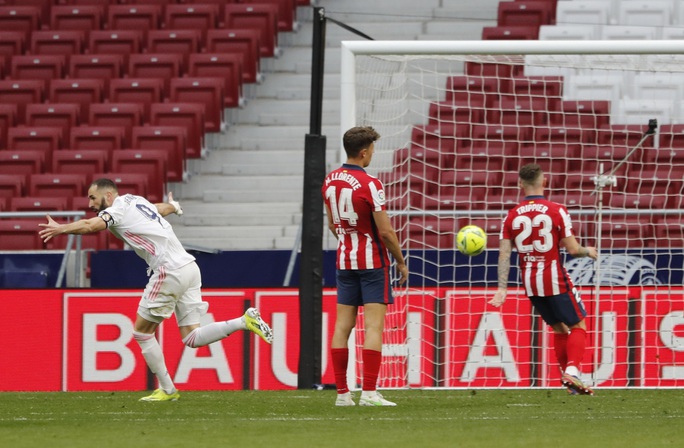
left=343, top=126, right=380, bottom=158
left=91, top=178, right=119, bottom=192
left=519, top=163, right=543, bottom=186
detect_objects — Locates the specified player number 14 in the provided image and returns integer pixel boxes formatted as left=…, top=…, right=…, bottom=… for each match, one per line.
left=325, top=186, right=358, bottom=226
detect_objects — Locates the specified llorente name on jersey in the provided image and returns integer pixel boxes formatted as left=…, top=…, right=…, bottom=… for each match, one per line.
left=326, top=172, right=362, bottom=190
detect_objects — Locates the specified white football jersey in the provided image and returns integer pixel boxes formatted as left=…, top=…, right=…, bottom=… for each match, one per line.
left=98, top=194, right=195, bottom=271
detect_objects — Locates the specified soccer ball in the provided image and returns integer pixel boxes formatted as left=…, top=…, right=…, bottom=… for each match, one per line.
left=456, top=225, right=487, bottom=256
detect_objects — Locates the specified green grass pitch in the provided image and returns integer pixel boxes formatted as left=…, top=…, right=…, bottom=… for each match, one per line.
left=1, top=389, right=684, bottom=447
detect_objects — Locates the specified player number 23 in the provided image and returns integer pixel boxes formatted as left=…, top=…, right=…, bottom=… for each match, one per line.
left=512, top=215, right=553, bottom=253
left=325, top=186, right=358, bottom=226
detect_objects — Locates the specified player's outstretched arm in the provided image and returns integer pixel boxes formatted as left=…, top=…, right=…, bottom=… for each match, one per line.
left=562, top=235, right=598, bottom=260
left=489, top=239, right=512, bottom=307
left=155, top=191, right=184, bottom=217
left=38, top=214, right=107, bottom=242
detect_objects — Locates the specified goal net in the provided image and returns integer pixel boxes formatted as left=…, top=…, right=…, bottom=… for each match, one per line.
left=339, top=40, right=684, bottom=389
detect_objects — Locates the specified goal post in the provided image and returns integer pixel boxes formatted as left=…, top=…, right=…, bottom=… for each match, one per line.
left=338, top=40, right=684, bottom=390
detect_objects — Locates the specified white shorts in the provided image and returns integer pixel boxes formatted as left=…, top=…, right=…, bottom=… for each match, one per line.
left=137, top=261, right=209, bottom=326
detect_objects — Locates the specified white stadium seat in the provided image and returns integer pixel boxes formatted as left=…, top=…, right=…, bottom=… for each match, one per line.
left=618, top=1, right=673, bottom=27
left=539, top=24, right=599, bottom=40
left=564, top=74, right=623, bottom=104
left=556, top=1, right=612, bottom=25
left=613, top=99, right=675, bottom=126
left=633, top=73, right=684, bottom=103
left=600, top=25, right=659, bottom=40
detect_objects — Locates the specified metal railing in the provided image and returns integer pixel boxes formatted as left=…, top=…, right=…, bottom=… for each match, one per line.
left=0, top=211, right=87, bottom=287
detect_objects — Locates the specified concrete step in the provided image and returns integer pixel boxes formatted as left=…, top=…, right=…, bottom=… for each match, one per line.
left=318, top=0, right=441, bottom=21
left=178, top=236, right=281, bottom=250
left=174, top=225, right=287, bottom=239
left=178, top=200, right=301, bottom=215
left=204, top=188, right=303, bottom=203
left=181, top=213, right=300, bottom=227
left=180, top=174, right=302, bottom=193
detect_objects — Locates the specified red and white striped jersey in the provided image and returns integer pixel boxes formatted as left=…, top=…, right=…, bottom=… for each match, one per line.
left=500, top=195, right=576, bottom=297
left=99, top=194, right=195, bottom=272
left=322, top=164, right=390, bottom=270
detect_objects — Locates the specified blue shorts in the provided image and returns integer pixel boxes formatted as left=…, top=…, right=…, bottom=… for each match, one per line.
left=336, top=268, right=393, bottom=306
left=530, top=288, right=587, bottom=327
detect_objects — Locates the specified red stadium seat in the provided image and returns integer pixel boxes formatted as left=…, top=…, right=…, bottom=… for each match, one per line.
left=534, top=126, right=588, bottom=144
left=131, top=125, right=186, bottom=182
left=0, top=103, right=18, bottom=149
left=7, top=127, right=62, bottom=164
left=30, top=30, right=84, bottom=59
left=51, top=149, right=109, bottom=182
left=659, top=124, right=684, bottom=149
left=49, top=79, right=104, bottom=123
left=169, top=77, right=224, bottom=133
left=0, top=80, right=45, bottom=124
left=0, top=174, right=25, bottom=200
left=517, top=144, right=572, bottom=187
left=164, top=4, right=219, bottom=43
left=0, top=219, right=47, bottom=250
left=10, top=196, right=70, bottom=212
left=25, top=103, right=81, bottom=144
left=552, top=191, right=596, bottom=209
left=92, top=171, right=148, bottom=198
left=149, top=102, right=204, bottom=159
left=428, top=99, right=485, bottom=127
left=241, top=0, right=295, bottom=32
left=0, top=7, right=41, bottom=41
left=654, top=217, right=684, bottom=248
left=28, top=173, right=86, bottom=197
left=446, top=75, right=500, bottom=107
left=498, top=1, right=554, bottom=27
left=407, top=217, right=458, bottom=248
left=70, top=125, right=125, bottom=153
left=598, top=124, right=657, bottom=153
left=206, top=28, right=261, bottom=83
left=107, top=4, right=161, bottom=38
left=627, top=164, right=683, bottom=196
left=111, top=149, right=167, bottom=203
left=10, top=55, right=65, bottom=82
left=510, top=76, right=563, bottom=110
left=128, top=53, right=183, bottom=93
left=464, top=216, right=505, bottom=251
left=108, top=78, right=164, bottom=121
left=411, top=123, right=466, bottom=153
left=598, top=215, right=653, bottom=248
left=548, top=100, right=610, bottom=142
left=187, top=52, right=243, bottom=108
left=68, top=54, right=124, bottom=91
left=454, top=143, right=510, bottom=172
left=88, top=30, right=143, bottom=64
left=0, top=150, right=45, bottom=179
left=50, top=5, right=104, bottom=39
left=0, top=31, right=25, bottom=73
left=146, top=29, right=201, bottom=71
left=464, top=62, right=523, bottom=92
left=471, top=123, right=531, bottom=146
left=223, top=3, right=278, bottom=58
left=482, top=25, right=539, bottom=40
left=489, top=96, right=549, bottom=126
left=88, top=103, right=144, bottom=144
left=608, top=193, right=668, bottom=210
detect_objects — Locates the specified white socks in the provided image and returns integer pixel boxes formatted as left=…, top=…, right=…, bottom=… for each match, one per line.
left=182, top=317, right=245, bottom=348
left=133, top=331, right=175, bottom=394
left=565, top=366, right=580, bottom=377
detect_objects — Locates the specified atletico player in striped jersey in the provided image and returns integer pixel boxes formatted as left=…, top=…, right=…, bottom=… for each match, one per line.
left=323, top=126, right=408, bottom=407
left=490, top=163, right=598, bottom=395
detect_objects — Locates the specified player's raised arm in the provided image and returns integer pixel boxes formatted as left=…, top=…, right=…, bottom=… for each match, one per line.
left=155, top=191, right=184, bottom=217
left=38, top=214, right=107, bottom=242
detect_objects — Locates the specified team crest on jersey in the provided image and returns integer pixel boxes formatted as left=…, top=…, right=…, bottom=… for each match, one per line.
left=378, top=189, right=386, bottom=203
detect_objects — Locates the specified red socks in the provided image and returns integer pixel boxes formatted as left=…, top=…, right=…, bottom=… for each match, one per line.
left=362, top=349, right=382, bottom=392
left=554, top=332, right=569, bottom=371
left=331, top=348, right=349, bottom=394
left=566, top=327, right=587, bottom=371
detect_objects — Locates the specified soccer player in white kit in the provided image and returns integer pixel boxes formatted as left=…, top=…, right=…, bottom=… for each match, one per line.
left=39, top=178, right=274, bottom=402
